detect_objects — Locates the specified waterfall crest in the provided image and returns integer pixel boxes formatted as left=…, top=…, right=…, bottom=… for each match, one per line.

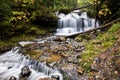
left=55, top=11, right=99, bottom=36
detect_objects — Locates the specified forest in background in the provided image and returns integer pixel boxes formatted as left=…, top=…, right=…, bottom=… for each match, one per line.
left=0, top=1, right=120, bottom=79
left=0, top=0, right=119, bottom=40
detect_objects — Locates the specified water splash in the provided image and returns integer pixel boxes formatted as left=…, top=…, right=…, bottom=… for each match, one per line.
left=55, top=11, right=99, bottom=36
left=0, top=46, right=63, bottom=80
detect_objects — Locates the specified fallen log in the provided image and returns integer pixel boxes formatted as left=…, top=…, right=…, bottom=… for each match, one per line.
left=58, top=18, right=120, bottom=37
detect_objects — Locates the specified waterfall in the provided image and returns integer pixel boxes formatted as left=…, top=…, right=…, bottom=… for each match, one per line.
left=0, top=46, right=63, bottom=80
left=55, top=11, right=99, bottom=36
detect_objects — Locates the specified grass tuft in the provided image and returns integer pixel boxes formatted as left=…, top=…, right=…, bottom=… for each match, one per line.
left=79, top=22, right=120, bottom=72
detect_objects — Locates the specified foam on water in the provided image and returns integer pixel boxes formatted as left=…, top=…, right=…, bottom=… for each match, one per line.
left=0, top=46, right=63, bottom=80
left=55, top=11, right=99, bottom=36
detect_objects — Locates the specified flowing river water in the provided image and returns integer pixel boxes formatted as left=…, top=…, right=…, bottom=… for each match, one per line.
left=0, top=10, right=99, bottom=80
left=0, top=46, right=63, bottom=80
left=55, top=10, right=99, bottom=36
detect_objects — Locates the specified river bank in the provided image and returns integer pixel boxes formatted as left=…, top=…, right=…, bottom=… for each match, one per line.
left=0, top=22, right=120, bottom=80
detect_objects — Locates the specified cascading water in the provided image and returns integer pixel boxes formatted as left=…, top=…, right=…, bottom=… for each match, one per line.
left=55, top=11, right=99, bottom=36
left=0, top=45, right=63, bottom=80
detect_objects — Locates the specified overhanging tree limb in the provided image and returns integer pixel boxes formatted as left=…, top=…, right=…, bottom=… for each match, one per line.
left=71, top=4, right=95, bottom=11
left=59, top=4, right=95, bottom=14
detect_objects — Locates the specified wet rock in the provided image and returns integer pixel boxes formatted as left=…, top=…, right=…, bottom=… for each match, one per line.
left=53, top=36, right=66, bottom=41
left=61, top=53, right=69, bottom=58
left=94, top=57, right=101, bottom=63
left=21, top=66, right=31, bottom=78
left=0, top=46, right=12, bottom=54
left=19, top=42, right=41, bottom=53
left=9, top=76, right=17, bottom=80
left=95, top=75, right=101, bottom=79
left=77, top=67, right=84, bottom=75
left=16, top=36, right=88, bottom=80
left=47, top=54, right=61, bottom=63
left=91, top=64, right=99, bottom=72
left=38, top=77, right=56, bottom=80
left=23, top=50, right=43, bottom=60
left=59, top=37, right=66, bottom=41
left=8, top=66, right=13, bottom=69
left=67, top=57, right=73, bottom=63
left=51, top=75, right=59, bottom=80
left=66, top=38, right=73, bottom=43
left=61, top=65, right=80, bottom=80
left=25, top=43, right=40, bottom=51
left=80, top=46, right=85, bottom=50
left=18, top=41, right=35, bottom=48
left=66, top=55, right=79, bottom=64
left=76, top=54, right=81, bottom=58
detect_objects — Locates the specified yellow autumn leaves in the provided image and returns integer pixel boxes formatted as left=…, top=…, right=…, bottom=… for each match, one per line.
left=98, top=4, right=111, bottom=17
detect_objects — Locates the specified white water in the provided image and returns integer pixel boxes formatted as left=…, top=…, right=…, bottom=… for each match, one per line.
left=55, top=11, right=99, bottom=36
left=0, top=46, right=63, bottom=80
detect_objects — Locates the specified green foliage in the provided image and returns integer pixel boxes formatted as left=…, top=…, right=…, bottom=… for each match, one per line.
left=0, top=0, right=119, bottom=40
left=108, top=22, right=120, bottom=34
left=79, top=22, right=120, bottom=72
left=0, top=0, right=12, bottom=38
left=0, top=34, right=35, bottom=48
left=96, top=0, right=120, bottom=21
left=78, top=0, right=94, bottom=6
left=0, top=0, right=81, bottom=40
left=0, top=0, right=11, bottom=18
left=75, top=35, right=83, bottom=41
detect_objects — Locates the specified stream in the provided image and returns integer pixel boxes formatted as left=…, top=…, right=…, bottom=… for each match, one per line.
left=0, top=10, right=99, bottom=80
left=55, top=10, right=99, bottom=36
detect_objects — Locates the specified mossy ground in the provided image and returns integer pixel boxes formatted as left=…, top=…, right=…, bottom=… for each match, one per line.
left=0, top=25, right=54, bottom=50
left=77, top=22, right=120, bottom=72
left=0, top=34, right=35, bottom=49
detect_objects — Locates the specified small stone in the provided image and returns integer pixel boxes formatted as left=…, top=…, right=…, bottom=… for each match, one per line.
left=61, top=53, right=69, bottom=57
left=91, top=64, right=98, bottom=71
left=94, top=57, right=101, bottom=63
left=95, top=75, right=99, bottom=79
left=59, top=37, right=66, bottom=41
left=47, top=54, right=61, bottom=63
left=67, top=57, right=73, bottom=63
left=114, top=71, right=118, bottom=74
left=76, top=54, right=81, bottom=58
left=23, top=50, right=43, bottom=60
left=77, top=67, right=84, bottom=74
left=18, top=41, right=34, bottom=48
left=38, top=77, right=56, bottom=80
left=21, top=66, right=31, bottom=77
left=51, top=75, right=59, bottom=80
left=53, top=36, right=66, bottom=41
left=8, top=66, right=13, bottom=69
left=9, top=76, right=17, bottom=80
